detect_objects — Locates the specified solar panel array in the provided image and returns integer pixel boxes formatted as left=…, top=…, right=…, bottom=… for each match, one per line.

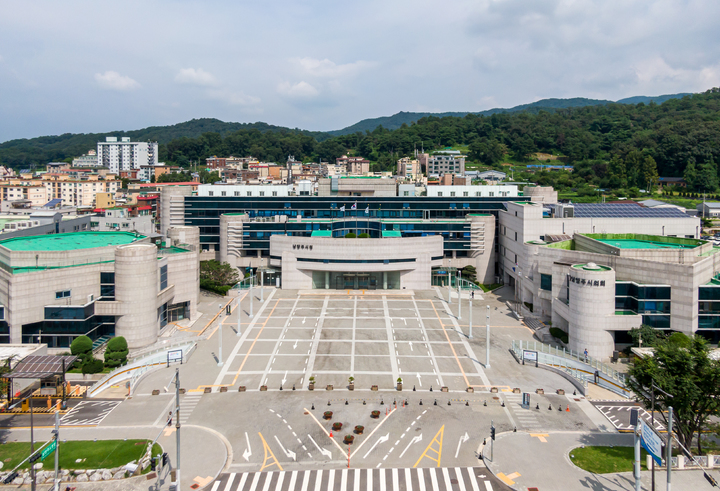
left=573, top=203, right=690, bottom=219
left=8, top=355, right=77, bottom=379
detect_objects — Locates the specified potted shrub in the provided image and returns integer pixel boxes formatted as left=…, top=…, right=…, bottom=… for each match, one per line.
left=332, top=422, right=343, bottom=432
left=348, top=376, right=355, bottom=391
left=371, top=410, right=380, bottom=419
left=308, top=376, right=315, bottom=391
left=354, top=425, right=364, bottom=435
left=323, top=411, right=333, bottom=420
left=343, top=435, right=355, bottom=445
left=397, top=377, right=403, bottom=391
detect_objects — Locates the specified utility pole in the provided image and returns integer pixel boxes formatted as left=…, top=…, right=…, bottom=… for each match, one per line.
left=175, top=368, right=181, bottom=491
left=260, top=259, right=264, bottom=302
left=667, top=406, right=673, bottom=491
left=486, top=305, right=491, bottom=368
left=632, top=408, right=641, bottom=491
left=237, top=294, right=242, bottom=337
left=249, top=273, right=254, bottom=319
left=53, top=412, right=59, bottom=491
left=30, top=397, right=35, bottom=491
left=448, top=275, right=452, bottom=304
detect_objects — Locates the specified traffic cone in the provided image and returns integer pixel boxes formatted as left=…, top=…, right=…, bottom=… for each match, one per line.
left=385, top=407, right=388, bottom=416
left=566, top=405, right=570, bottom=412
left=312, top=403, right=315, bottom=410
left=329, top=431, right=333, bottom=437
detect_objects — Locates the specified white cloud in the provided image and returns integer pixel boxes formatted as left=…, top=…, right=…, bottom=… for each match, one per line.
left=175, top=68, right=218, bottom=87
left=295, top=58, right=372, bottom=78
left=206, top=89, right=260, bottom=106
left=277, top=80, right=319, bottom=99
left=94, top=71, right=140, bottom=91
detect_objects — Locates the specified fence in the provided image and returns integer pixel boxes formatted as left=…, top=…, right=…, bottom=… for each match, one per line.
left=511, top=339, right=632, bottom=398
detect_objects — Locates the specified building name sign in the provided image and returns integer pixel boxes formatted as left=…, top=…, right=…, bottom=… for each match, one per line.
left=567, top=275, right=605, bottom=287
left=292, top=244, right=313, bottom=251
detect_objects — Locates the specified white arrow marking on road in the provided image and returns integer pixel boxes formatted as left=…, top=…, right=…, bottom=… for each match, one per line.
left=281, top=371, right=288, bottom=386
left=308, top=435, right=332, bottom=458
left=242, top=432, right=252, bottom=461
left=409, top=342, right=413, bottom=352
left=399, top=434, right=422, bottom=458
left=417, top=373, right=422, bottom=387
left=302, top=317, right=306, bottom=324
left=274, top=436, right=296, bottom=461
left=403, top=318, right=407, bottom=325
left=363, top=433, right=390, bottom=459
left=293, top=340, right=298, bottom=349
left=455, top=432, right=470, bottom=459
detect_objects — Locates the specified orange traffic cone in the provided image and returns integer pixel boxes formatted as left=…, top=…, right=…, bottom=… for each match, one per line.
left=329, top=431, right=333, bottom=437
left=566, top=405, right=570, bottom=412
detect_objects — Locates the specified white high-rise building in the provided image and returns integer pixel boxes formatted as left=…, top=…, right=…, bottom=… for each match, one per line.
left=97, top=137, right=159, bottom=174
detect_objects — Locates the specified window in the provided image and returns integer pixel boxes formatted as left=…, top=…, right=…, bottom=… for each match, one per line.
left=489, top=192, right=494, bottom=197
left=272, top=191, right=278, bottom=197
left=208, top=191, right=214, bottom=197
left=404, top=191, right=409, bottom=196
left=234, top=191, right=240, bottom=197
left=438, top=192, right=443, bottom=197
left=247, top=191, right=252, bottom=196
left=514, top=232, right=517, bottom=241
left=476, top=192, right=481, bottom=197
left=540, top=274, right=552, bottom=291
left=160, top=265, right=168, bottom=290
left=450, top=192, right=456, bottom=197
left=259, top=191, right=265, bottom=197
left=463, top=191, right=468, bottom=197
left=55, top=290, right=71, bottom=299
left=221, top=191, right=226, bottom=197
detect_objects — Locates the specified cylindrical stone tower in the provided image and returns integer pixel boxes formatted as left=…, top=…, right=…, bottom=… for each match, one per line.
left=114, top=243, right=159, bottom=348
left=567, top=262, right=616, bottom=360
left=168, top=226, right=200, bottom=252
left=219, top=213, right=248, bottom=268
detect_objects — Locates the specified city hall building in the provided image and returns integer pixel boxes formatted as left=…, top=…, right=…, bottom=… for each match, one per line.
left=0, top=228, right=199, bottom=348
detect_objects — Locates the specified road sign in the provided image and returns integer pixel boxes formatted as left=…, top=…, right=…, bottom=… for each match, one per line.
left=40, top=440, right=57, bottom=461
left=522, top=350, right=538, bottom=366
left=640, top=419, right=663, bottom=465
left=167, top=350, right=183, bottom=364
left=521, top=393, right=530, bottom=409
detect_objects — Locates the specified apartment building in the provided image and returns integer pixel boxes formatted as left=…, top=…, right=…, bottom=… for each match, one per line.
left=396, top=157, right=422, bottom=180
left=336, top=156, right=370, bottom=175
left=41, top=176, right=120, bottom=208
left=0, top=185, right=48, bottom=206
left=97, top=137, right=159, bottom=174
left=428, top=150, right=465, bottom=176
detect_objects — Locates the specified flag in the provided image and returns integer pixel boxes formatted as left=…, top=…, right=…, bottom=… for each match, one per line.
left=340, top=205, right=345, bottom=212
left=351, top=202, right=357, bottom=210
left=365, top=205, right=369, bottom=214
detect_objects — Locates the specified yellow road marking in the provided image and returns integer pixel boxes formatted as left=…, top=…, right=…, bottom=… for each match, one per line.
left=413, top=425, right=444, bottom=468
left=163, top=426, right=176, bottom=436
left=497, top=472, right=521, bottom=485
left=258, top=432, right=283, bottom=471
left=429, top=302, right=470, bottom=387
left=529, top=433, right=549, bottom=442
left=231, top=299, right=281, bottom=386
left=303, top=407, right=348, bottom=455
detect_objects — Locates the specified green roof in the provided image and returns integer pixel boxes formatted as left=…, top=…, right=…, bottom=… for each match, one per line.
left=311, top=230, right=332, bottom=237
left=382, top=231, right=402, bottom=237
left=0, top=231, right=145, bottom=252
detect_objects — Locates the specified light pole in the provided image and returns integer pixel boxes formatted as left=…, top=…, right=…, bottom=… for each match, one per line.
left=260, top=259, right=264, bottom=302
left=649, top=383, right=674, bottom=491
left=174, top=368, right=181, bottom=491
left=486, top=305, right=490, bottom=368
left=468, top=293, right=473, bottom=339
left=448, top=273, right=452, bottom=304
left=249, top=270, right=254, bottom=319
left=236, top=294, right=242, bottom=337
left=217, top=304, right=223, bottom=367
left=457, top=270, right=461, bottom=320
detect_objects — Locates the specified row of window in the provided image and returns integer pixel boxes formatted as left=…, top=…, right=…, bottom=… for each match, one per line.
left=208, top=191, right=280, bottom=197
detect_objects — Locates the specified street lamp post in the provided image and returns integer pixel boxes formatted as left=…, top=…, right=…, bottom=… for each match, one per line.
left=237, top=294, right=242, bottom=337
left=468, top=293, right=473, bottom=339
left=650, top=383, right=674, bottom=491
left=249, top=271, right=254, bottom=319
left=457, top=270, right=461, bottom=320
left=217, top=304, right=223, bottom=367
left=260, top=259, right=264, bottom=302
left=486, top=305, right=491, bottom=368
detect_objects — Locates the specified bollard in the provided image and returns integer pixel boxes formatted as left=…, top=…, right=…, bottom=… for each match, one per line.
left=413, top=385, right=416, bottom=391
left=549, top=404, right=552, bottom=410
left=448, top=400, right=451, bottom=406
left=363, top=400, right=366, bottom=405
left=280, top=386, right=283, bottom=391
left=484, top=400, right=487, bottom=407
left=558, top=405, right=562, bottom=411
left=419, top=399, right=423, bottom=405
left=345, top=399, right=349, bottom=405
left=381, top=399, right=384, bottom=405
left=328, top=400, right=331, bottom=406
left=430, top=386, right=433, bottom=392
left=434, top=399, right=438, bottom=406
left=501, top=400, right=505, bottom=407
left=513, top=426, right=517, bottom=432
left=466, top=400, right=469, bottom=406
left=293, top=384, right=296, bottom=391
left=311, top=403, right=315, bottom=410
left=536, top=403, right=539, bottom=410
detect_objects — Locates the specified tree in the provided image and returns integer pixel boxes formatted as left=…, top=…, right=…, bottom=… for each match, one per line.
left=683, top=157, right=697, bottom=190
left=200, top=260, right=239, bottom=286
left=627, top=334, right=720, bottom=454
left=696, top=157, right=719, bottom=193
left=461, top=265, right=477, bottom=283
left=70, top=335, right=93, bottom=369
left=104, top=336, right=129, bottom=368
left=641, top=156, right=659, bottom=191
left=629, top=324, right=662, bottom=348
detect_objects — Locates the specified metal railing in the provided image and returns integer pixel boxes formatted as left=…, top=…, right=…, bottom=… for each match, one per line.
left=231, top=276, right=257, bottom=290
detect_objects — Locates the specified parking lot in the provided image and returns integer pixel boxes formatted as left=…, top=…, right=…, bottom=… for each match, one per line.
left=210, top=289, right=492, bottom=392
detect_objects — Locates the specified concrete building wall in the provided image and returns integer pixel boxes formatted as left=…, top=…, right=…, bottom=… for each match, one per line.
left=160, top=186, right=192, bottom=238
left=427, top=185, right=518, bottom=198
left=197, top=184, right=290, bottom=198
left=114, top=243, right=159, bottom=348
left=566, top=265, right=616, bottom=359
left=219, top=214, right=247, bottom=268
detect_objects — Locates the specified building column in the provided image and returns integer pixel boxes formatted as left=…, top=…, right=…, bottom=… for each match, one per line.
left=383, top=272, right=387, bottom=290
left=325, top=271, right=329, bottom=290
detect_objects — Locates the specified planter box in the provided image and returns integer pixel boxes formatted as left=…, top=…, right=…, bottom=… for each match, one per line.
left=441, top=386, right=449, bottom=393
left=490, top=387, right=498, bottom=393
left=260, top=385, right=268, bottom=392
left=466, top=387, right=474, bottom=393
left=219, top=386, right=228, bottom=393
left=556, top=389, right=565, bottom=395
left=179, top=388, right=186, bottom=394
left=397, top=383, right=402, bottom=391
left=535, top=388, right=544, bottom=394
left=204, top=387, right=212, bottom=394
left=308, top=384, right=315, bottom=391
left=512, top=388, right=521, bottom=394
left=371, top=385, right=378, bottom=391
left=151, top=389, right=160, bottom=396
left=326, top=385, right=333, bottom=391
left=348, top=384, right=354, bottom=391
left=238, top=386, right=246, bottom=392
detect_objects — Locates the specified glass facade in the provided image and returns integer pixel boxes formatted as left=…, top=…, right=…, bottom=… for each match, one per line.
left=698, top=285, right=720, bottom=329
left=99, top=271, right=115, bottom=300
left=184, top=196, right=526, bottom=257
left=615, top=281, right=671, bottom=328
left=22, top=301, right=115, bottom=347
left=160, top=265, right=168, bottom=290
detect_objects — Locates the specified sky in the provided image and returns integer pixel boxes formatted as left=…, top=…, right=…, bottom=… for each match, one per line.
left=1, top=0, right=719, bottom=142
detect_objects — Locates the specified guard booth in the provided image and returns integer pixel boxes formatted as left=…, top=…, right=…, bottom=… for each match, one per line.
left=4, top=355, right=77, bottom=408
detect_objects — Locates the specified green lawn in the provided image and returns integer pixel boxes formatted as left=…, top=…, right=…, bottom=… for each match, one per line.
left=479, top=283, right=503, bottom=292
left=569, top=446, right=649, bottom=474
left=0, top=440, right=162, bottom=471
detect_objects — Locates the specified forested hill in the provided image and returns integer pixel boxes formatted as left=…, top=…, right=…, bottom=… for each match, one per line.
left=0, top=119, right=330, bottom=169
left=328, top=93, right=691, bottom=135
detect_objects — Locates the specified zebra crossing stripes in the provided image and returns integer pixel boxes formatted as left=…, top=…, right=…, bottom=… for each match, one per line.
left=60, top=400, right=120, bottom=426
left=503, top=394, right=542, bottom=431
left=179, top=393, right=203, bottom=424
left=212, top=467, right=497, bottom=491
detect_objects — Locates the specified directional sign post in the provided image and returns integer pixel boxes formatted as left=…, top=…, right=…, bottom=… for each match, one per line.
left=40, top=440, right=56, bottom=461
left=640, top=419, right=663, bottom=465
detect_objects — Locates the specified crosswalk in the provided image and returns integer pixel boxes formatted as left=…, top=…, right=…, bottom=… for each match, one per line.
left=213, top=467, right=497, bottom=491
left=179, top=393, right=203, bottom=424
left=60, top=400, right=120, bottom=426
left=593, top=404, right=665, bottom=431
left=503, top=393, right=542, bottom=432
